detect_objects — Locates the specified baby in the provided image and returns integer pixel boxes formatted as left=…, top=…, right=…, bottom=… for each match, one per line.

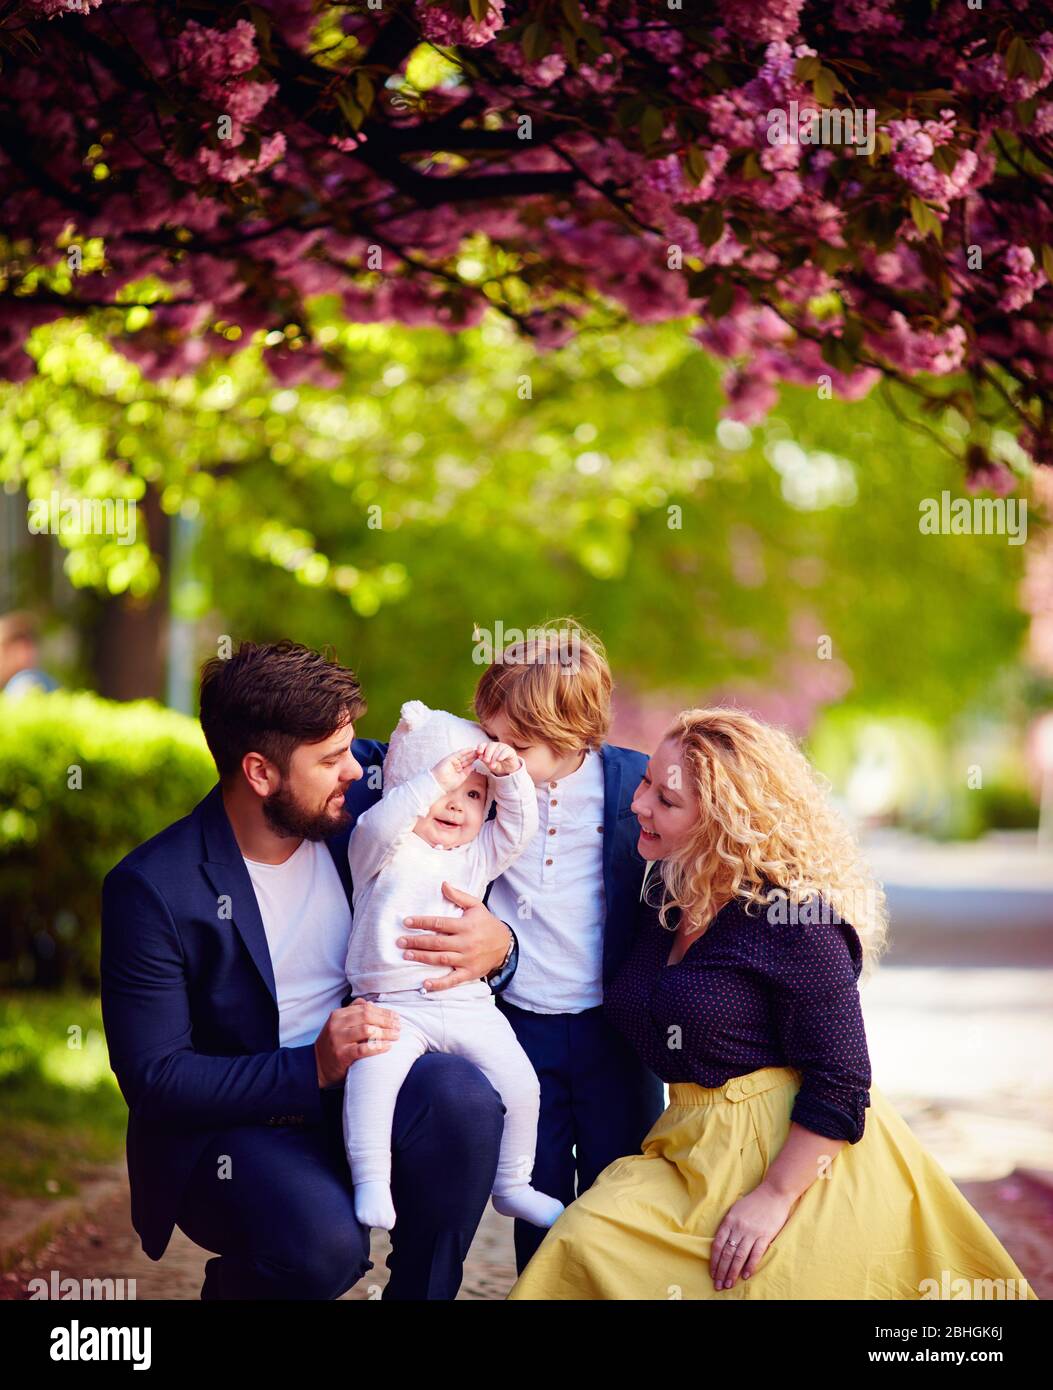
left=343, top=700, right=565, bottom=1233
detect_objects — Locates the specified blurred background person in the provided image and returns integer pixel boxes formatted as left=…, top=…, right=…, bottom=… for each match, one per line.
left=0, top=611, right=59, bottom=698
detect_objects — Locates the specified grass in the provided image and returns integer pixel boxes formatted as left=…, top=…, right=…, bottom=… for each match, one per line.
left=0, top=991, right=127, bottom=1202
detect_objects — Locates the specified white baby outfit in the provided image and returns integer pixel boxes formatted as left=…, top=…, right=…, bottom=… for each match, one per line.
left=342, top=701, right=563, bottom=1232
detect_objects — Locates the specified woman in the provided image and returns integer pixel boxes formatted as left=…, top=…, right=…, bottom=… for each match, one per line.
left=507, top=708, right=1036, bottom=1300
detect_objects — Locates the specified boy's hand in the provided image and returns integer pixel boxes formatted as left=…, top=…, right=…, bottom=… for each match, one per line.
left=432, top=745, right=483, bottom=792
left=478, top=740, right=520, bottom=777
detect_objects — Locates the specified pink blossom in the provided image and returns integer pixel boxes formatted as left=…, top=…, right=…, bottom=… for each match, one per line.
left=870, top=312, right=967, bottom=375
left=888, top=112, right=978, bottom=207
left=30, top=0, right=103, bottom=15
left=723, top=1, right=805, bottom=46
left=416, top=0, right=505, bottom=48
left=1000, top=245, right=1045, bottom=313
left=175, top=19, right=259, bottom=93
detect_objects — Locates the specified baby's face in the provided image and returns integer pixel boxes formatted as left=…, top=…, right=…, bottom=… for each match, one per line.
left=414, top=768, right=488, bottom=849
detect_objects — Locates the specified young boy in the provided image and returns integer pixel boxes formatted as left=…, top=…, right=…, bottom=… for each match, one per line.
left=473, top=621, right=666, bottom=1274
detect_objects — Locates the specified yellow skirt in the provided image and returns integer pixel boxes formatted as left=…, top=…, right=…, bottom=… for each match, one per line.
left=507, top=1067, right=1038, bottom=1300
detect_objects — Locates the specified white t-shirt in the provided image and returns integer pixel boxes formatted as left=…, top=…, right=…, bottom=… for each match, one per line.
left=243, top=838, right=352, bottom=1049
left=487, top=748, right=607, bottom=1014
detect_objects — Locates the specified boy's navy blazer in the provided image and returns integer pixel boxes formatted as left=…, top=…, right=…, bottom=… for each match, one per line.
left=100, top=738, right=655, bottom=1261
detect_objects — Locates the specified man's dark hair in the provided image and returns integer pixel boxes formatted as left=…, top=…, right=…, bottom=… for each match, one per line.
left=199, top=640, right=366, bottom=779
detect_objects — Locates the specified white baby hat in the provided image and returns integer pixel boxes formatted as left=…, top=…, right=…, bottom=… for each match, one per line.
left=381, top=700, right=495, bottom=813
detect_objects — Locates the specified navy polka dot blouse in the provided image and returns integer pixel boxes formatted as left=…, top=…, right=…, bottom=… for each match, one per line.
left=603, top=880, right=873, bottom=1143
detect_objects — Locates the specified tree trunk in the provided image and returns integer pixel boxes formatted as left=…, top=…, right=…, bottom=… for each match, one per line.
left=90, top=485, right=170, bottom=701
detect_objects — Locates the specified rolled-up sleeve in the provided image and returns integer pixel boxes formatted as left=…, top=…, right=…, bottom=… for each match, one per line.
left=765, top=909, right=872, bottom=1143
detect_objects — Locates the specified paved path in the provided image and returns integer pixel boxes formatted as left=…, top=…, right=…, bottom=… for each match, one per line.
left=4, top=836, right=1051, bottom=1301
left=3, top=1155, right=1049, bottom=1302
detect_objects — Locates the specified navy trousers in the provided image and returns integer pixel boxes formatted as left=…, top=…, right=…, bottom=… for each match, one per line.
left=496, top=997, right=666, bottom=1275
left=174, top=1052, right=504, bottom=1300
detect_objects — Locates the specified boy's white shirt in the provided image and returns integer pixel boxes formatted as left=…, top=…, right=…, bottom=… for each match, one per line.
left=345, top=760, right=538, bottom=996
left=487, top=746, right=607, bottom=1014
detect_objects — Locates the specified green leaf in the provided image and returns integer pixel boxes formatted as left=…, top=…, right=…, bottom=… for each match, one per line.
left=1016, top=97, right=1039, bottom=126
left=468, top=0, right=491, bottom=23
left=559, top=0, right=586, bottom=35
left=728, top=217, right=751, bottom=246
left=239, top=129, right=262, bottom=163
left=794, top=55, right=822, bottom=83
left=841, top=315, right=864, bottom=353
left=707, top=279, right=734, bottom=318
left=821, top=336, right=854, bottom=372
left=521, top=22, right=551, bottom=63
left=813, top=66, right=844, bottom=108
left=696, top=203, right=724, bottom=247
left=684, top=145, right=708, bottom=186
left=247, top=5, right=275, bottom=63
left=616, top=96, right=647, bottom=129
left=579, top=21, right=605, bottom=55
left=639, top=104, right=664, bottom=148
left=1006, top=35, right=1044, bottom=81
left=931, top=145, right=958, bottom=175
left=335, top=88, right=365, bottom=132
left=687, top=266, right=718, bottom=297
left=1041, top=244, right=1053, bottom=283
left=909, top=196, right=943, bottom=243
left=354, top=72, right=375, bottom=113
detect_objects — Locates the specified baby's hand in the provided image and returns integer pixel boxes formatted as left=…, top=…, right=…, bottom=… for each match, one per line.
left=432, top=746, right=483, bottom=792
left=479, top=741, right=520, bottom=777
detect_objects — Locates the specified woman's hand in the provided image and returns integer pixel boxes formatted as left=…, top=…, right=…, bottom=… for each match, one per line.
left=710, top=1182, right=797, bottom=1290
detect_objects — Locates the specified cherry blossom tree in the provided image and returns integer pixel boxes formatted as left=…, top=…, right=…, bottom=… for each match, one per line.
left=1, top=0, right=1052, bottom=473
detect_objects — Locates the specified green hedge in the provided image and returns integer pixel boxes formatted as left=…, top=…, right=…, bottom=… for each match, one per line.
left=0, top=691, right=215, bottom=988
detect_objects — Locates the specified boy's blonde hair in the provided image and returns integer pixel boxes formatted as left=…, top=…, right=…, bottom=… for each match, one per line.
left=473, top=618, right=612, bottom=754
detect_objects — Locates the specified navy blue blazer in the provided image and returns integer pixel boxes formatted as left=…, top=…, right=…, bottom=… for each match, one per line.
left=101, top=738, right=657, bottom=1260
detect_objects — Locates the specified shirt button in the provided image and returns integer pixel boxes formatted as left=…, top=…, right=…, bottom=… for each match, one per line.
left=549, top=781, right=557, bottom=789
left=545, top=858, right=553, bottom=866
left=596, top=825, right=603, bottom=833
left=548, top=827, right=557, bottom=835
left=550, top=799, right=558, bottom=807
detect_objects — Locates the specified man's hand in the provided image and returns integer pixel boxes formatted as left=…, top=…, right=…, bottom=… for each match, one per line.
left=398, top=882, right=512, bottom=993
left=314, top=999, right=401, bottom=1088
left=478, top=740, right=520, bottom=777
left=431, top=745, right=484, bottom=793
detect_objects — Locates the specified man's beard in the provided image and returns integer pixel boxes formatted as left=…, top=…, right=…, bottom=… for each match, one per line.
left=262, top=781, right=350, bottom=841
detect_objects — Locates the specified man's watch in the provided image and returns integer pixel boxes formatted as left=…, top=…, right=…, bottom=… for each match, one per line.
left=487, top=924, right=516, bottom=980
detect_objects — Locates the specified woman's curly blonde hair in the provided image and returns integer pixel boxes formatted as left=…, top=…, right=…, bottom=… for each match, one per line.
left=649, top=707, right=889, bottom=975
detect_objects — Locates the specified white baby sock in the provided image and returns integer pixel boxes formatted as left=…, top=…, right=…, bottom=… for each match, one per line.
left=492, top=1186, right=565, bottom=1229
left=354, top=1180, right=396, bottom=1231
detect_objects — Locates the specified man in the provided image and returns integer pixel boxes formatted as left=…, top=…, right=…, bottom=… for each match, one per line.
left=0, top=610, right=59, bottom=696
left=101, top=640, right=519, bottom=1300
